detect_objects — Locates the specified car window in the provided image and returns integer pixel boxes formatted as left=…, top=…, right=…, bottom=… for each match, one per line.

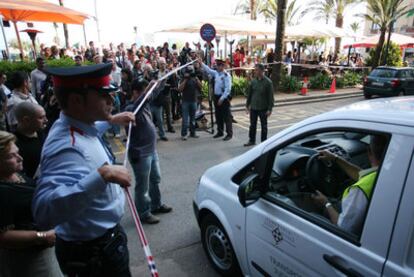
left=370, top=69, right=397, bottom=78
left=264, top=131, right=390, bottom=241
left=398, top=70, right=410, bottom=78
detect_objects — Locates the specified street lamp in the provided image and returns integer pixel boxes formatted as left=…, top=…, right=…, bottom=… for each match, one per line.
left=20, top=29, right=42, bottom=59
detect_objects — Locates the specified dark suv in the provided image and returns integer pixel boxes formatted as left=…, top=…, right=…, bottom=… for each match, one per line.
left=363, top=66, right=414, bottom=99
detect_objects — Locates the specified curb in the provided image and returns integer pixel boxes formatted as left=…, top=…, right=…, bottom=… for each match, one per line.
left=230, top=90, right=362, bottom=110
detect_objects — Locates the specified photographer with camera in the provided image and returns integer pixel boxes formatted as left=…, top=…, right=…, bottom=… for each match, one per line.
left=158, top=58, right=175, bottom=133
left=178, top=65, right=201, bottom=140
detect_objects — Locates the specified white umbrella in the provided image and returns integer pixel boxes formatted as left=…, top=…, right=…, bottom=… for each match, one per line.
left=158, top=15, right=275, bottom=36
left=286, top=23, right=353, bottom=39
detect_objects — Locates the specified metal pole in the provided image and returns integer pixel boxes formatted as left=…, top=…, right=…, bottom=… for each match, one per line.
left=82, top=24, right=87, bottom=47
left=347, top=45, right=352, bottom=66
left=94, top=0, right=101, bottom=44
left=12, top=21, right=24, bottom=60
left=0, top=16, right=9, bottom=59
left=207, top=43, right=214, bottom=134
left=224, top=31, right=227, bottom=58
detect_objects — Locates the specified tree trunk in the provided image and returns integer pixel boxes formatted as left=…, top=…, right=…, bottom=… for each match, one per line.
left=271, top=0, right=287, bottom=91
left=250, top=0, right=257, bottom=20
left=382, top=23, right=393, bottom=66
left=334, top=15, right=343, bottom=55
left=372, top=27, right=387, bottom=68
left=58, top=0, right=70, bottom=48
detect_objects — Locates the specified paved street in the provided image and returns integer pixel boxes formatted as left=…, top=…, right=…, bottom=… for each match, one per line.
left=113, top=96, right=364, bottom=276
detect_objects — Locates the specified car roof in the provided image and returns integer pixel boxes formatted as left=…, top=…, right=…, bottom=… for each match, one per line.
left=375, top=66, right=413, bottom=71
left=307, top=97, right=414, bottom=128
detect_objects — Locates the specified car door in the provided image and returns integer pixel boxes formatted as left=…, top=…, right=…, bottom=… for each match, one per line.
left=244, top=121, right=413, bottom=277
left=382, top=145, right=414, bottom=276
left=406, top=69, right=414, bottom=95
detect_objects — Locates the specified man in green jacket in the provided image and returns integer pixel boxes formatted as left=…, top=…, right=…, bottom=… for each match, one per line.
left=244, top=63, right=274, bottom=147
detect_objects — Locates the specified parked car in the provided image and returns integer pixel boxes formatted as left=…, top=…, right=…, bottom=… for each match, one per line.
left=363, top=66, right=414, bottom=99
left=194, top=97, right=414, bottom=277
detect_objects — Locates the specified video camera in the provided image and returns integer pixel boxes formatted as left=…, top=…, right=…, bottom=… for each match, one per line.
left=183, top=66, right=196, bottom=79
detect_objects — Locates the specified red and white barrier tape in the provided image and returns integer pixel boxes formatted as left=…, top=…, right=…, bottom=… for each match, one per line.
left=226, top=61, right=371, bottom=71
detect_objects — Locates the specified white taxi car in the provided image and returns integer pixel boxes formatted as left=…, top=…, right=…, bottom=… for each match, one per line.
left=193, top=97, right=414, bottom=276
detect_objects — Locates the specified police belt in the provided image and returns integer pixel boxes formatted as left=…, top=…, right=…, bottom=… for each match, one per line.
left=57, top=224, right=122, bottom=246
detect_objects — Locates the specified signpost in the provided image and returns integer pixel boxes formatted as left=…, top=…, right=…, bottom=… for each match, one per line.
left=200, top=23, right=216, bottom=134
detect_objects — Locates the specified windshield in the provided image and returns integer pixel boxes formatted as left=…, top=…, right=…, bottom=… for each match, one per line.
left=370, top=68, right=397, bottom=78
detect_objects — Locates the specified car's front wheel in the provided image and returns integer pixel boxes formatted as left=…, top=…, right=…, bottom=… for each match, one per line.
left=364, top=92, right=372, bottom=99
left=200, top=214, right=242, bottom=276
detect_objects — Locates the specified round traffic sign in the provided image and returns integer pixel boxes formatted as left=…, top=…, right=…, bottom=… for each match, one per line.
left=200, top=23, right=216, bottom=42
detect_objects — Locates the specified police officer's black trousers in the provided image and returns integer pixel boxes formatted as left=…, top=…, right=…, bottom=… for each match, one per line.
left=214, top=95, right=233, bottom=137
left=55, top=224, right=131, bottom=277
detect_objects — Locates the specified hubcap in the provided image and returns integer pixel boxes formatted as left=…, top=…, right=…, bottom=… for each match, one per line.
left=205, top=225, right=233, bottom=270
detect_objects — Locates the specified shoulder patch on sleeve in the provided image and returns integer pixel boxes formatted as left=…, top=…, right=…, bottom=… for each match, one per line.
left=69, top=126, right=84, bottom=146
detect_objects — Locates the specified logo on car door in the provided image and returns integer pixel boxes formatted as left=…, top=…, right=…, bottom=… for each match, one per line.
left=263, top=217, right=297, bottom=248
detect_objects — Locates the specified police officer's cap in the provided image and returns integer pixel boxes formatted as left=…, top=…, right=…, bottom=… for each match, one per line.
left=45, top=63, right=117, bottom=93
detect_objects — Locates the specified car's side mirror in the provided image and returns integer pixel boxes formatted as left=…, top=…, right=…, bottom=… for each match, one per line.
left=238, top=173, right=261, bottom=207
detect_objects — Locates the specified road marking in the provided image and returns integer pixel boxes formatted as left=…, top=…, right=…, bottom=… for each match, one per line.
left=234, top=122, right=294, bottom=131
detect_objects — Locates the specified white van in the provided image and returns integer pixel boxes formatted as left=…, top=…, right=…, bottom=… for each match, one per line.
left=193, top=97, right=414, bottom=277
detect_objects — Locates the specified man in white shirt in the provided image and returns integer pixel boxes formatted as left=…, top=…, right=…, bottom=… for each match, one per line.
left=108, top=59, right=122, bottom=86
left=7, top=72, right=37, bottom=131
left=30, top=57, right=47, bottom=101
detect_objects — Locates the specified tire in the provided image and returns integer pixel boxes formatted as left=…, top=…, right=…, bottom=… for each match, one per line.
left=200, top=214, right=242, bottom=276
left=398, top=90, right=405, bottom=96
left=364, top=92, right=372, bottom=99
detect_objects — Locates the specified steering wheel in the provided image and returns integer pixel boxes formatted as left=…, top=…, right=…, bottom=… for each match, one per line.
left=305, top=153, right=332, bottom=193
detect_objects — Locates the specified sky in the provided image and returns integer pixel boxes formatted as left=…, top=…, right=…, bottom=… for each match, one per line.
left=1, top=0, right=367, bottom=52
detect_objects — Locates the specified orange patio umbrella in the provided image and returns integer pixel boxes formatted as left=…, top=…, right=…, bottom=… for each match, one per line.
left=0, top=0, right=89, bottom=59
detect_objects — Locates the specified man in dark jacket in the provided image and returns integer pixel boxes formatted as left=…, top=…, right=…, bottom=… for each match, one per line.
left=126, top=79, right=172, bottom=224
left=244, top=63, right=274, bottom=146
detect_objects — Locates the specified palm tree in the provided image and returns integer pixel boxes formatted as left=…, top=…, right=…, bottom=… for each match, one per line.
left=302, top=0, right=334, bottom=25
left=350, top=21, right=360, bottom=42
left=350, top=21, right=360, bottom=34
left=272, top=0, right=288, bottom=90
left=362, top=0, right=411, bottom=68
left=259, top=0, right=301, bottom=26
left=234, top=0, right=264, bottom=20
left=302, top=0, right=363, bottom=55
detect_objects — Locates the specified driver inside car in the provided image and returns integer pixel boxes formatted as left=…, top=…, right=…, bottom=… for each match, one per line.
left=311, top=135, right=387, bottom=235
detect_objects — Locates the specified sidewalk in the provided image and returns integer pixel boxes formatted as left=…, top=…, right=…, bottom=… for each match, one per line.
left=229, top=87, right=363, bottom=111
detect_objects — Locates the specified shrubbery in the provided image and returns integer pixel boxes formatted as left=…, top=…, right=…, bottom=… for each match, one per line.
left=231, top=75, right=249, bottom=97
left=365, top=41, right=403, bottom=67
left=201, top=75, right=249, bottom=99
left=280, top=74, right=302, bottom=92
left=0, top=58, right=85, bottom=78
left=309, top=73, right=332, bottom=90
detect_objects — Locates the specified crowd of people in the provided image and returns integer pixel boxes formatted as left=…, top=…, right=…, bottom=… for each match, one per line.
left=0, top=39, right=240, bottom=276
left=0, top=37, right=370, bottom=276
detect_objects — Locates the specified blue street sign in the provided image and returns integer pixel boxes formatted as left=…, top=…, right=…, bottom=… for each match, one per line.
left=200, top=23, right=216, bottom=42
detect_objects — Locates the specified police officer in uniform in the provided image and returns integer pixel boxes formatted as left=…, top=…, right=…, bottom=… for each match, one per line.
left=200, top=59, right=233, bottom=141
left=32, top=63, right=135, bottom=277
